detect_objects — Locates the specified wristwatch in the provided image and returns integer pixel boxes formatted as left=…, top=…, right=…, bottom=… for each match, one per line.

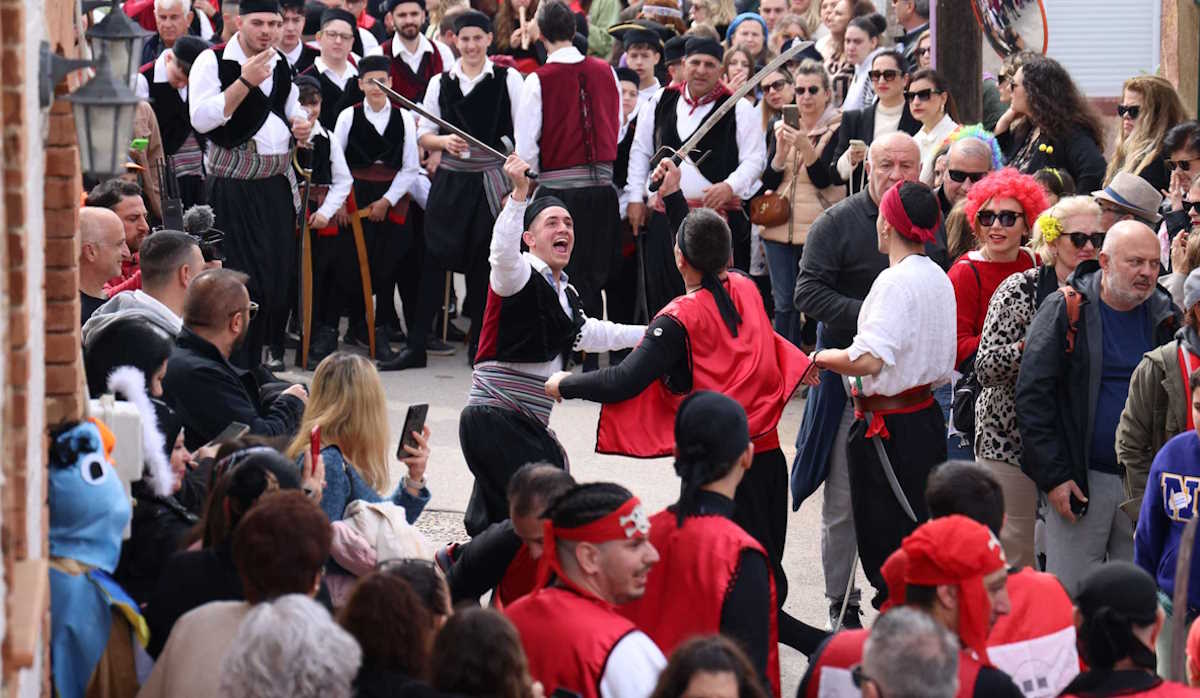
left=403, top=475, right=426, bottom=491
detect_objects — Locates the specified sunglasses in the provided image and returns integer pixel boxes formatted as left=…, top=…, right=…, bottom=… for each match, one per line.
left=976, top=209, right=1024, bottom=228
left=1166, top=158, right=1199, bottom=172
left=916, top=47, right=930, bottom=57
left=1067, top=231, right=1105, bottom=249
left=795, top=85, right=822, bottom=95
left=946, top=169, right=988, bottom=184
left=1184, top=199, right=1200, bottom=214
left=904, top=88, right=942, bottom=102
left=246, top=301, right=259, bottom=320
left=868, top=69, right=902, bottom=82
left=762, top=79, right=791, bottom=93
left=997, top=72, right=1010, bottom=85
left=1117, top=104, right=1140, bottom=119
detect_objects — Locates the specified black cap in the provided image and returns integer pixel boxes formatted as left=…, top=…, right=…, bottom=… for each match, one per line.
left=385, top=0, right=425, bottom=12
left=683, top=36, right=723, bottom=61
left=240, top=0, right=283, bottom=15
left=170, top=35, right=210, bottom=72
left=303, top=2, right=325, bottom=35
left=524, top=195, right=569, bottom=229
left=358, top=54, right=391, bottom=75
left=615, top=66, right=639, bottom=85
left=674, top=391, right=749, bottom=475
left=294, top=74, right=321, bottom=91
left=1075, top=562, right=1159, bottom=626
left=663, top=35, right=687, bottom=64
left=453, top=9, right=492, bottom=33
left=320, top=7, right=357, bottom=29
left=279, top=0, right=305, bottom=11
left=608, top=19, right=673, bottom=52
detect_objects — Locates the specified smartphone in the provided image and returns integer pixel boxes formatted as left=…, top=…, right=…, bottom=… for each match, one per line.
left=203, top=421, right=249, bottom=449
left=396, top=403, right=429, bottom=458
left=1069, top=493, right=1088, bottom=517
left=781, top=104, right=800, bottom=129
left=310, top=425, right=321, bottom=466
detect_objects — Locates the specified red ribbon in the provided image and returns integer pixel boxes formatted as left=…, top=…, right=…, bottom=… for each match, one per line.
left=672, top=82, right=731, bottom=116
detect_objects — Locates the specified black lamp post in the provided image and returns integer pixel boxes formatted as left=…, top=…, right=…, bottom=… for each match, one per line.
left=67, top=63, right=141, bottom=179
left=85, top=0, right=153, bottom=89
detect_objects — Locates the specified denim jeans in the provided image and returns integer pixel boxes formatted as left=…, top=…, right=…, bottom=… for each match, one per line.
left=763, top=239, right=805, bottom=346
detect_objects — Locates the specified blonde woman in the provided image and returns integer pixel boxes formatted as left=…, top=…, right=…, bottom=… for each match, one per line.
left=425, top=0, right=468, bottom=41
left=973, top=195, right=1102, bottom=567
left=1105, top=75, right=1188, bottom=193
left=288, top=352, right=431, bottom=524
left=689, top=0, right=736, bottom=37
left=790, top=0, right=824, bottom=39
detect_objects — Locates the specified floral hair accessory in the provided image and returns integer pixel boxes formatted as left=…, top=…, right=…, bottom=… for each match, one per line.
left=1036, top=212, right=1063, bottom=244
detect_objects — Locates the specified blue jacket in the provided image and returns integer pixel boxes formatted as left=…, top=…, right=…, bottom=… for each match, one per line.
left=304, top=445, right=430, bottom=524
left=1134, top=430, right=1200, bottom=611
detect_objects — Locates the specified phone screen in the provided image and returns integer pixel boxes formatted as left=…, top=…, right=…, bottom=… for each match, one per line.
left=397, top=404, right=429, bottom=458
left=782, top=105, right=800, bottom=129
left=204, top=421, right=250, bottom=449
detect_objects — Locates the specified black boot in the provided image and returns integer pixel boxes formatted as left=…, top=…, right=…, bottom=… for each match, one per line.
left=377, top=346, right=427, bottom=371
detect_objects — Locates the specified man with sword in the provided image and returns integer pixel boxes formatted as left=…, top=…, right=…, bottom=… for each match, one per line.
left=623, top=36, right=767, bottom=317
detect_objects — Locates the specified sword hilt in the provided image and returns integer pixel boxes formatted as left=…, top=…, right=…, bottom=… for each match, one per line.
left=499, top=136, right=538, bottom=181
left=647, top=149, right=684, bottom=194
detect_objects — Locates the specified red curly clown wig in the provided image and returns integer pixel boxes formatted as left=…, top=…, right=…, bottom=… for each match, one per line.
left=964, top=168, right=1049, bottom=232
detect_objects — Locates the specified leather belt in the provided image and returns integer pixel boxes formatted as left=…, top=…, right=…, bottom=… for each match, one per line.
left=351, top=164, right=399, bottom=182
left=852, top=385, right=933, bottom=415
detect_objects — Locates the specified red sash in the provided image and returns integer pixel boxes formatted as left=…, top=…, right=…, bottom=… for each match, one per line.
left=1178, top=344, right=1199, bottom=431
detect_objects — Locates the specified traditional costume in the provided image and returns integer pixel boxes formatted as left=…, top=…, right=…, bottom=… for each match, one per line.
left=514, top=43, right=623, bottom=348
left=623, top=37, right=766, bottom=315
left=332, top=54, right=421, bottom=349
left=836, top=183, right=955, bottom=602
left=620, top=392, right=781, bottom=696
left=188, top=2, right=303, bottom=368
left=369, top=0, right=453, bottom=102
left=460, top=196, right=644, bottom=535
left=506, top=496, right=666, bottom=698
left=299, top=9, right=364, bottom=130
left=881, top=515, right=1021, bottom=698
left=419, top=11, right=523, bottom=350
left=558, top=189, right=813, bottom=648
left=988, top=568, right=1081, bottom=697
left=283, top=40, right=321, bottom=75
left=136, top=36, right=210, bottom=208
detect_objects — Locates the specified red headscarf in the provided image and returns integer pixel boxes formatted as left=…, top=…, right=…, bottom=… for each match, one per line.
left=880, top=515, right=1007, bottom=665
left=536, top=497, right=651, bottom=603
left=879, top=181, right=939, bottom=244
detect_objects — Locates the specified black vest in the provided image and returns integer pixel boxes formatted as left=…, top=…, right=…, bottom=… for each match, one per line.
left=614, top=116, right=637, bottom=189
left=305, top=131, right=334, bottom=186
left=207, top=45, right=292, bottom=149
left=301, top=63, right=364, bottom=131
left=475, top=271, right=585, bottom=365
left=653, top=89, right=740, bottom=186
left=344, top=104, right=407, bottom=170
left=140, top=62, right=198, bottom=156
left=436, top=67, right=514, bottom=151
left=290, top=44, right=320, bottom=76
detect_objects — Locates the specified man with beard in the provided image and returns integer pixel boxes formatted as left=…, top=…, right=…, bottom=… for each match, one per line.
left=792, top=132, right=944, bottom=629
left=188, top=0, right=314, bottom=370
left=506, top=483, right=666, bottom=698
left=300, top=8, right=364, bottom=130
left=370, top=0, right=454, bottom=101
left=1017, top=221, right=1181, bottom=595
left=277, top=0, right=318, bottom=74
left=136, top=35, right=211, bottom=209
left=86, top=179, right=152, bottom=293
left=163, top=269, right=309, bottom=450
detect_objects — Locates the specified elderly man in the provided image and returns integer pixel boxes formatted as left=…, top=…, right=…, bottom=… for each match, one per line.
left=141, top=0, right=202, bottom=65
left=1017, top=221, right=1181, bottom=594
left=892, top=0, right=929, bottom=71
left=163, top=268, right=308, bottom=450
left=935, top=128, right=999, bottom=216
left=79, top=207, right=131, bottom=325
left=792, top=131, right=944, bottom=628
left=1093, top=171, right=1164, bottom=231
left=860, top=608, right=959, bottom=698
left=86, top=179, right=151, bottom=291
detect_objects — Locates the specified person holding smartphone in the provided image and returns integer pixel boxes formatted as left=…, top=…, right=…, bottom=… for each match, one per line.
left=286, top=352, right=431, bottom=524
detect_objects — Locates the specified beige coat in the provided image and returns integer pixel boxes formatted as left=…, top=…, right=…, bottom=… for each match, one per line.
left=761, top=108, right=845, bottom=246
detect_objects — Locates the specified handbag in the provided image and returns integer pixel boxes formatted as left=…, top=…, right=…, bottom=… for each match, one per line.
left=750, top=147, right=798, bottom=227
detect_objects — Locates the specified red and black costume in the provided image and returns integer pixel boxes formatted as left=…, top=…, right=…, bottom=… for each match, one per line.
left=137, top=51, right=207, bottom=208
left=987, top=568, right=1081, bottom=696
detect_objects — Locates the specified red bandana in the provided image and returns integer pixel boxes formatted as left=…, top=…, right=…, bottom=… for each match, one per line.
left=879, top=181, right=939, bottom=244
left=672, top=82, right=731, bottom=115
left=535, top=497, right=651, bottom=602
left=880, top=516, right=1007, bottom=665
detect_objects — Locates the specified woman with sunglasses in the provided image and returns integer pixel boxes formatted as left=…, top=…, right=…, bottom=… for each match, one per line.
left=832, top=49, right=920, bottom=194
left=912, top=29, right=931, bottom=70
left=994, top=54, right=1107, bottom=193
left=838, top=13, right=886, bottom=111
left=1105, top=75, right=1187, bottom=194
left=906, top=68, right=959, bottom=184
left=759, top=59, right=843, bottom=349
left=974, top=195, right=1102, bottom=568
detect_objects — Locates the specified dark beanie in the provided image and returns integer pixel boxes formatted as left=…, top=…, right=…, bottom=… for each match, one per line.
left=524, top=195, right=569, bottom=230
left=171, top=36, right=211, bottom=72
left=672, top=391, right=749, bottom=523
left=1074, top=562, right=1160, bottom=671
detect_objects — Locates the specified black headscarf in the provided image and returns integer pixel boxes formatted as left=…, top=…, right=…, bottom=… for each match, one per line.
left=83, top=316, right=175, bottom=398
left=1074, top=562, right=1160, bottom=672
left=672, top=391, right=749, bottom=525
left=676, top=216, right=742, bottom=337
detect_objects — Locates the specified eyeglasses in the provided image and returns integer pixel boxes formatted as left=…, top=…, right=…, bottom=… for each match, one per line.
left=946, top=169, right=988, bottom=184
left=850, top=665, right=883, bottom=696
left=762, top=79, right=791, bottom=93
left=868, top=69, right=902, bottom=82
left=1116, top=104, right=1140, bottom=119
left=322, top=29, right=354, bottom=42
left=1067, top=231, right=1105, bottom=249
left=976, top=209, right=1024, bottom=228
left=244, top=301, right=259, bottom=320
left=1166, top=157, right=1200, bottom=172
left=904, top=88, right=942, bottom=102
left=795, top=85, right=821, bottom=95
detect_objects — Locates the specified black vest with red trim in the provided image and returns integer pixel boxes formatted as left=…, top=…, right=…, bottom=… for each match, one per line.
left=380, top=39, right=444, bottom=101
left=653, top=88, right=741, bottom=185
left=300, top=60, right=364, bottom=130
left=596, top=272, right=810, bottom=457
left=207, top=44, right=292, bottom=149
left=535, top=59, right=620, bottom=170
left=344, top=103, right=407, bottom=170
left=436, top=67, right=514, bottom=150
left=139, top=60, right=198, bottom=156
left=505, top=586, right=639, bottom=698
left=622, top=509, right=780, bottom=697
left=474, top=269, right=585, bottom=365
left=799, top=629, right=867, bottom=698
left=987, top=568, right=1080, bottom=696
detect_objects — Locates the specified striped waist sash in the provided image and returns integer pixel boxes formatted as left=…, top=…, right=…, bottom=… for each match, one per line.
left=439, top=151, right=510, bottom=217
left=207, top=142, right=298, bottom=211
left=536, top=163, right=615, bottom=191
left=467, top=364, right=555, bottom=426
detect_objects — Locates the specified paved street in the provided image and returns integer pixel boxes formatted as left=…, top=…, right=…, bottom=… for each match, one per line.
left=285, top=331, right=875, bottom=696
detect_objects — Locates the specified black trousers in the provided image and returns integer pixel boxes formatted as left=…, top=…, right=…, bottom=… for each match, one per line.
left=846, top=401, right=943, bottom=608
left=733, top=447, right=790, bottom=606
left=345, top=181, right=411, bottom=336
left=459, top=404, right=567, bottom=536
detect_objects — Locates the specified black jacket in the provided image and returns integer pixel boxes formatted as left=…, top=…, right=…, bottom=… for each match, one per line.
left=163, top=327, right=305, bottom=450
left=114, top=481, right=199, bottom=606
left=1015, top=260, right=1180, bottom=496
left=998, top=123, right=1107, bottom=193
left=829, top=103, right=921, bottom=194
